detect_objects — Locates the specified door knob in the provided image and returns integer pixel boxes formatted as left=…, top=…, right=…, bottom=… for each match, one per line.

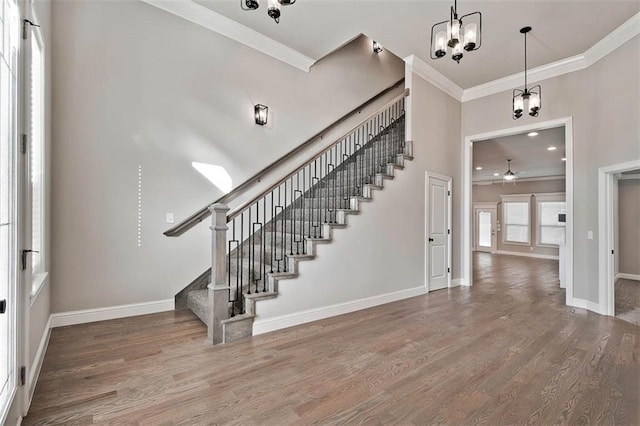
left=428, top=238, right=434, bottom=242
left=0, top=299, right=6, bottom=314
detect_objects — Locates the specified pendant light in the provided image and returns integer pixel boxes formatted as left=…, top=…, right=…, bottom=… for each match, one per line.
left=430, top=0, right=482, bottom=64
left=241, top=0, right=296, bottom=24
left=503, top=159, right=517, bottom=183
left=513, top=27, right=542, bottom=119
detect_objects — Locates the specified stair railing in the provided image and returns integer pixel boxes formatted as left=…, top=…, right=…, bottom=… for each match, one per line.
left=208, top=92, right=407, bottom=344
left=164, top=78, right=405, bottom=238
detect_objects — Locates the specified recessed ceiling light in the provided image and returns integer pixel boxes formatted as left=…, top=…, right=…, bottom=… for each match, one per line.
left=561, top=157, right=567, bottom=161
left=475, top=166, right=483, bottom=170
left=493, top=172, right=500, bottom=177
left=547, top=146, right=557, bottom=151
left=528, top=131, right=538, bottom=137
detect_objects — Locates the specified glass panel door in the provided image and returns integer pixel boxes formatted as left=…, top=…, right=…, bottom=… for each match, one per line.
left=475, top=207, right=497, bottom=253
left=478, top=211, right=492, bottom=248
left=0, top=0, right=19, bottom=420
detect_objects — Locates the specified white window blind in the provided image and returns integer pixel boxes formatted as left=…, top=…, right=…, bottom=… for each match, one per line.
left=536, top=193, right=566, bottom=246
left=501, top=195, right=531, bottom=244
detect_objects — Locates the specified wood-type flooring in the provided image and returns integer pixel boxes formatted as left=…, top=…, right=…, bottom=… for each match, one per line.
left=24, top=253, right=639, bottom=425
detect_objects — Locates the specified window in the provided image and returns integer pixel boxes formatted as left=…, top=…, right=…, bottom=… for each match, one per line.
left=501, top=194, right=531, bottom=245
left=26, top=6, right=46, bottom=295
left=536, top=193, right=566, bottom=246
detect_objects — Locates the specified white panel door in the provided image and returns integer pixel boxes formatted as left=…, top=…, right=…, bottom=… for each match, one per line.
left=428, top=175, right=450, bottom=291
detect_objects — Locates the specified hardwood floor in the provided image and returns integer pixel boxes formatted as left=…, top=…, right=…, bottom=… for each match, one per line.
left=616, top=278, right=640, bottom=326
left=25, top=253, right=639, bottom=425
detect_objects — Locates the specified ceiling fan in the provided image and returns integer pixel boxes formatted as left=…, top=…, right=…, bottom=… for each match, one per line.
left=503, top=159, right=519, bottom=184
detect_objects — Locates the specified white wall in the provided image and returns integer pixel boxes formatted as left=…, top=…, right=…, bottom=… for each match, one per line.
left=253, top=71, right=462, bottom=328
left=462, top=36, right=640, bottom=304
left=50, top=0, right=404, bottom=313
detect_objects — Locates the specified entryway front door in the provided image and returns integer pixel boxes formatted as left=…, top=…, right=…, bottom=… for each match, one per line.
left=474, top=206, right=497, bottom=253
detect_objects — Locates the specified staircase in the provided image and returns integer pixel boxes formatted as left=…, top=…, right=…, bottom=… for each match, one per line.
left=174, top=90, right=411, bottom=344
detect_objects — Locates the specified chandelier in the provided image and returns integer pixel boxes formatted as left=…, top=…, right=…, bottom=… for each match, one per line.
left=241, top=0, right=296, bottom=24
left=430, top=0, right=482, bottom=63
left=513, top=27, right=541, bottom=119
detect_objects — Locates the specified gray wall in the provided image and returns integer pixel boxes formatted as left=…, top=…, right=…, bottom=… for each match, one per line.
left=462, top=35, right=640, bottom=303
left=473, top=179, right=566, bottom=257
left=619, top=178, right=640, bottom=276
left=254, top=70, right=462, bottom=324
left=50, top=0, right=404, bottom=313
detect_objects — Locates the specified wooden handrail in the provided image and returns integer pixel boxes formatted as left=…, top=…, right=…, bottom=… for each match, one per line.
left=164, top=77, right=405, bottom=237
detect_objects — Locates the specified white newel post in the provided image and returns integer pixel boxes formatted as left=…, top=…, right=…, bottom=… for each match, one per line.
left=208, top=203, right=230, bottom=344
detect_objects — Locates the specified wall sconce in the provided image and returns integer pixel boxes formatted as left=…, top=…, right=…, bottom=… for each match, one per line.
left=254, top=104, right=268, bottom=126
left=373, top=41, right=383, bottom=54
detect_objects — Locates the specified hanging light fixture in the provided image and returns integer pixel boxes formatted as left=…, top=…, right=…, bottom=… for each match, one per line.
left=430, top=0, right=482, bottom=64
left=241, top=0, right=296, bottom=24
left=513, top=27, right=542, bottom=119
left=503, top=159, right=517, bottom=183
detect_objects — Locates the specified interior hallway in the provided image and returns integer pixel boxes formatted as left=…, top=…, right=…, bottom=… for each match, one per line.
left=25, top=254, right=639, bottom=425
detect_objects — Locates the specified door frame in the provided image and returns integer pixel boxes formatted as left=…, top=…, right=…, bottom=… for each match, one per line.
left=598, top=158, right=640, bottom=316
left=425, top=172, right=452, bottom=292
left=473, top=202, right=498, bottom=253
left=462, top=117, right=574, bottom=304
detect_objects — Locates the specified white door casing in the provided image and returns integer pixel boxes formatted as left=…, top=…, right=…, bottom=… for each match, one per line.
left=425, top=173, right=452, bottom=292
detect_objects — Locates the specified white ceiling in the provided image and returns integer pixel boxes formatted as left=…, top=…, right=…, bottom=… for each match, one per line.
left=194, top=0, right=640, bottom=89
left=472, top=127, right=566, bottom=182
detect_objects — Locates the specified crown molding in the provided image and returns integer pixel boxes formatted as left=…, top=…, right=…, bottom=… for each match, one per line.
left=140, top=0, right=316, bottom=72
left=473, top=175, right=566, bottom=185
left=461, top=55, right=587, bottom=102
left=462, top=12, right=640, bottom=102
left=584, top=12, right=640, bottom=67
left=404, top=55, right=464, bottom=101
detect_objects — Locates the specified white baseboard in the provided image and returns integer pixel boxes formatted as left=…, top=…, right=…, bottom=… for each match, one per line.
left=253, top=286, right=426, bottom=335
left=617, top=273, right=640, bottom=282
left=567, top=297, right=605, bottom=315
left=28, top=315, right=52, bottom=406
left=495, top=250, right=559, bottom=260
left=451, top=278, right=463, bottom=287
left=50, top=299, right=175, bottom=328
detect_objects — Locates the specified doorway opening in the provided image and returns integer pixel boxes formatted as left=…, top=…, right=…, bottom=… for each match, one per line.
left=463, top=118, right=574, bottom=307
left=598, top=160, right=640, bottom=324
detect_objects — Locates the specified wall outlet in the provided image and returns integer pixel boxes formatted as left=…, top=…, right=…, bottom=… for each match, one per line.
left=166, top=213, right=175, bottom=224
left=587, top=230, right=594, bottom=240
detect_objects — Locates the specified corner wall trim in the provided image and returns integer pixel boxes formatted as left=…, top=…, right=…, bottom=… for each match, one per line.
left=618, top=273, right=640, bottom=282
left=28, top=315, right=52, bottom=407
left=494, top=250, right=559, bottom=260
left=253, top=286, right=425, bottom=335
left=139, top=0, right=316, bottom=72
left=50, top=299, right=175, bottom=328
left=404, top=55, right=464, bottom=101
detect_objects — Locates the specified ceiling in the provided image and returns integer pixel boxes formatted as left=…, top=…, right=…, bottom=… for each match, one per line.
left=472, top=127, right=566, bottom=182
left=195, top=0, right=639, bottom=89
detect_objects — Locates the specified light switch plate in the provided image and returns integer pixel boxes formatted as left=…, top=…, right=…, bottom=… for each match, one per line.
left=166, top=213, right=175, bottom=224
left=587, top=230, right=593, bottom=240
